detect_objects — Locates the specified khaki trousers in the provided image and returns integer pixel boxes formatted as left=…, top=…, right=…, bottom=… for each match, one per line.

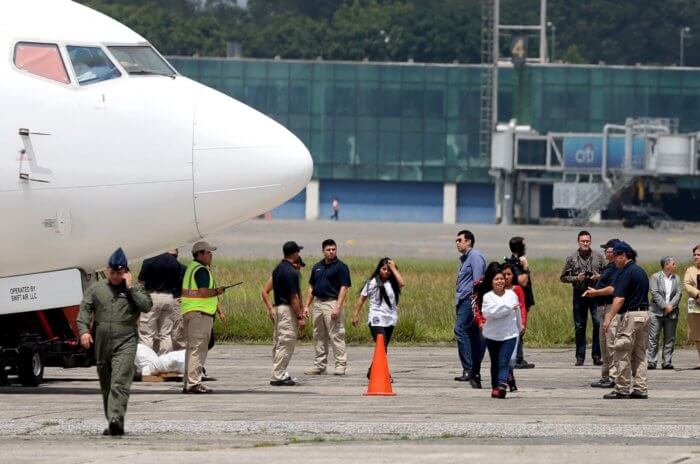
left=613, top=311, right=651, bottom=394
left=312, top=299, right=347, bottom=370
left=271, top=305, right=298, bottom=381
left=597, top=305, right=619, bottom=381
left=138, top=293, right=184, bottom=354
left=183, top=311, right=213, bottom=389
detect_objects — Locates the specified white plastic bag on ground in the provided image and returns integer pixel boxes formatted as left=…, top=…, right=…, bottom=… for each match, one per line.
left=159, top=350, right=185, bottom=373
left=135, top=344, right=159, bottom=376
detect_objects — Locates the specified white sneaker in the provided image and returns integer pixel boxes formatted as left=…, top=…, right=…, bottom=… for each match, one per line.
left=304, top=367, right=325, bottom=375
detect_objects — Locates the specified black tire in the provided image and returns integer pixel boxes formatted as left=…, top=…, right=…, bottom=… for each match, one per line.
left=18, top=349, right=44, bottom=387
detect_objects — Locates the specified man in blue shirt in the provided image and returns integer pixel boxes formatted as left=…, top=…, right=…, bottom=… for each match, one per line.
left=454, top=230, right=487, bottom=387
left=601, top=241, right=651, bottom=399
left=304, top=239, right=352, bottom=376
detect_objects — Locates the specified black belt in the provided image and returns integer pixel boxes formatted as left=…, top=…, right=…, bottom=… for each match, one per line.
left=315, top=297, right=337, bottom=302
left=626, top=307, right=648, bottom=312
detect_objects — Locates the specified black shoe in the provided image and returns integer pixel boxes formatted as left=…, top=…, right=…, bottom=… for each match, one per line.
left=575, top=358, right=584, bottom=366
left=593, top=357, right=603, bottom=366
left=108, top=417, right=124, bottom=436
left=590, top=379, right=615, bottom=388
left=514, top=360, right=535, bottom=369
left=102, top=428, right=110, bottom=436
left=507, top=375, right=518, bottom=392
left=454, top=371, right=471, bottom=382
left=630, top=390, right=648, bottom=399
left=270, top=378, right=296, bottom=386
left=469, top=376, right=482, bottom=389
left=647, top=363, right=656, bottom=370
left=603, top=391, right=630, bottom=399
left=661, top=364, right=674, bottom=370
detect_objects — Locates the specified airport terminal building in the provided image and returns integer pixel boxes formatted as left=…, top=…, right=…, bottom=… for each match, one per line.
left=169, top=57, right=700, bottom=223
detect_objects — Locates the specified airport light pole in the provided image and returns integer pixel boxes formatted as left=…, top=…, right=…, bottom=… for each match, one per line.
left=547, top=21, right=556, bottom=62
left=680, top=26, right=691, bottom=66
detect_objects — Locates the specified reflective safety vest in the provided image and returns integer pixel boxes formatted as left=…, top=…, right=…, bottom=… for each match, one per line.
left=181, top=261, right=217, bottom=315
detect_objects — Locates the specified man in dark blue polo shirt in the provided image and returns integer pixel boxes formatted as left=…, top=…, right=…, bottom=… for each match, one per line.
left=601, top=241, right=651, bottom=399
left=138, top=249, right=186, bottom=354
left=269, top=241, right=306, bottom=386
left=304, top=239, right=351, bottom=376
left=583, top=238, right=622, bottom=388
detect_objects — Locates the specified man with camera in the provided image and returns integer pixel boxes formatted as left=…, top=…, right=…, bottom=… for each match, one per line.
left=560, top=231, right=605, bottom=366
left=506, top=236, right=535, bottom=369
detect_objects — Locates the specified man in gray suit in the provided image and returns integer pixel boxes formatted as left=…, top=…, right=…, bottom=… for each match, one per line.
left=648, top=256, right=681, bottom=370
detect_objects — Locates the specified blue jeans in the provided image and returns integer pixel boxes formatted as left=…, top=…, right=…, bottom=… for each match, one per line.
left=454, top=298, right=485, bottom=377
left=486, top=337, right=518, bottom=388
left=573, top=291, right=601, bottom=361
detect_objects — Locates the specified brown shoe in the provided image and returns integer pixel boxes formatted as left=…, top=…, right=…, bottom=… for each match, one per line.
left=184, top=384, right=212, bottom=394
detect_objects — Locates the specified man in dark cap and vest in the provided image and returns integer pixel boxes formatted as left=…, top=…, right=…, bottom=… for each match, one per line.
left=181, top=241, right=227, bottom=394
left=78, top=248, right=153, bottom=436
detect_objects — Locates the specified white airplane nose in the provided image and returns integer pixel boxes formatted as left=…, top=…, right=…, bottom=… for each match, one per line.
left=191, top=88, right=313, bottom=236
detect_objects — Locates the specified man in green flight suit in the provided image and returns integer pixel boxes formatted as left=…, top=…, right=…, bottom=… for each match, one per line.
left=78, top=248, right=152, bottom=436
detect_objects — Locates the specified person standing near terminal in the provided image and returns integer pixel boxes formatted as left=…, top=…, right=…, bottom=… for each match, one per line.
left=266, top=242, right=306, bottom=386
left=180, top=241, right=228, bottom=394
left=560, top=230, right=605, bottom=366
left=454, top=230, right=487, bottom=384
left=304, top=239, right=351, bottom=375
left=583, top=238, right=622, bottom=389
left=506, top=236, right=535, bottom=369
left=647, top=256, right=680, bottom=370
left=682, top=245, right=700, bottom=369
left=78, top=248, right=152, bottom=436
left=330, top=197, right=340, bottom=221
left=138, top=249, right=185, bottom=354
left=602, top=242, right=651, bottom=399
left=351, top=258, right=405, bottom=380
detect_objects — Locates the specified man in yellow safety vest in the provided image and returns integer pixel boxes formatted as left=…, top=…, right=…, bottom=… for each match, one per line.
left=181, top=241, right=227, bottom=393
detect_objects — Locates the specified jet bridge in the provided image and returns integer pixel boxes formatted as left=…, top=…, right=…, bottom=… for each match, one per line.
left=490, top=118, right=699, bottom=224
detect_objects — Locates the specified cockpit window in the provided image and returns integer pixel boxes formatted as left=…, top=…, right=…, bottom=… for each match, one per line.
left=67, top=46, right=121, bottom=85
left=107, top=46, right=175, bottom=76
left=14, top=42, right=70, bottom=84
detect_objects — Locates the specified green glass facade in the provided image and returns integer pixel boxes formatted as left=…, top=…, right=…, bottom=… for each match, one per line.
left=169, top=57, right=700, bottom=183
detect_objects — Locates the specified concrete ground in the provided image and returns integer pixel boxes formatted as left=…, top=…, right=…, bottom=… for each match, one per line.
left=1, top=345, right=699, bottom=462
left=207, top=219, right=700, bottom=261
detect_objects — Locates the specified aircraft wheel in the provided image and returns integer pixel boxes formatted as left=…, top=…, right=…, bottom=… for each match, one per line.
left=18, top=349, right=44, bottom=387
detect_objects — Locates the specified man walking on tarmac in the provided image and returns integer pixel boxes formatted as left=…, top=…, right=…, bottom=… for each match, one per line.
left=180, top=241, right=227, bottom=394
left=78, top=248, right=153, bottom=436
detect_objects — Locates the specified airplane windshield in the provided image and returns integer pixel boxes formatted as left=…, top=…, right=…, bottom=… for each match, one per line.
left=108, top=46, right=175, bottom=77
left=66, top=46, right=121, bottom=85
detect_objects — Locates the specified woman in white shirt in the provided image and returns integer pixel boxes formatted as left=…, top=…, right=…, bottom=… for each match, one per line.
left=352, top=258, right=405, bottom=379
left=477, top=264, right=521, bottom=399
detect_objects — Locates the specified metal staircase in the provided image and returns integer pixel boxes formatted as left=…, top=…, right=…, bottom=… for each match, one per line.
left=567, top=172, right=637, bottom=224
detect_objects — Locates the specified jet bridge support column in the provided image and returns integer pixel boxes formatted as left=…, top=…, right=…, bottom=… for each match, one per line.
left=305, top=180, right=319, bottom=220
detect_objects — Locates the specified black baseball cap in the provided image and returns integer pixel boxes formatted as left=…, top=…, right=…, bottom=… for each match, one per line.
left=612, top=241, right=634, bottom=255
left=283, top=241, right=303, bottom=256
left=600, top=238, right=621, bottom=249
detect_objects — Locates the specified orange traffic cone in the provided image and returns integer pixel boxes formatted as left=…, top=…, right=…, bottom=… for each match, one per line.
left=363, top=334, right=395, bottom=396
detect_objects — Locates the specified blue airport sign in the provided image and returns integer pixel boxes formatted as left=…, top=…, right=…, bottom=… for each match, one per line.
left=562, top=136, right=645, bottom=170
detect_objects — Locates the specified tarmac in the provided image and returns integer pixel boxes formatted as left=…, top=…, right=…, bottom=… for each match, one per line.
left=4, top=219, right=700, bottom=461
left=207, top=219, right=700, bottom=261
left=1, top=345, right=700, bottom=462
